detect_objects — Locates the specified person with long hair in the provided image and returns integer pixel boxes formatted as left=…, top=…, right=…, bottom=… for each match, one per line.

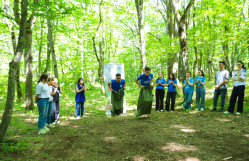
left=51, top=78, right=64, bottom=124
left=75, top=78, right=86, bottom=118
left=155, top=72, right=166, bottom=111
left=183, top=72, right=195, bottom=110
left=35, top=74, right=50, bottom=135
left=46, top=78, right=56, bottom=128
left=194, top=70, right=206, bottom=111
left=224, top=61, right=247, bottom=115
left=165, top=73, right=177, bottom=112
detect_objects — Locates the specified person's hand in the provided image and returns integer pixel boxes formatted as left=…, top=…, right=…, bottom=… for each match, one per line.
left=123, top=87, right=126, bottom=90
left=186, top=77, right=189, bottom=82
left=169, top=80, right=172, bottom=84
left=60, top=83, right=64, bottom=88
left=159, top=80, right=161, bottom=84
left=214, top=85, right=219, bottom=89
left=140, top=85, right=144, bottom=89
left=111, top=88, right=114, bottom=92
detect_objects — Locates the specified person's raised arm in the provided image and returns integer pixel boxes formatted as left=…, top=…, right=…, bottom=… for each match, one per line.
left=188, top=79, right=194, bottom=87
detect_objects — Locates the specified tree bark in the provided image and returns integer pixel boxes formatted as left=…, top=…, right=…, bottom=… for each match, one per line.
left=92, top=0, right=105, bottom=93
left=38, top=19, right=44, bottom=75
left=47, top=16, right=59, bottom=79
left=172, top=0, right=195, bottom=82
left=135, top=0, right=146, bottom=73
left=0, top=0, right=28, bottom=143
left=25, top=15, right=36, bottom=110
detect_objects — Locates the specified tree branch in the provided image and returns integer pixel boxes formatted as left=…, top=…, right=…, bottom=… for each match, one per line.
left=14, top=0, right=20, bottom=25
left=181, top=0, right=195, bottom=22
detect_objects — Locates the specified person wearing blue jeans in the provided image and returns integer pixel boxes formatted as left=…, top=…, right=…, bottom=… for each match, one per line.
left=47, top=78, right=55, bottom=127
left=212, top=61, right=229, bottom=112
left=195, top=70, right=206, bottom=111
left=183, top=72, right=194, bottom=110
left=75, top=78, right=86, bottom=118
left=35, top=74, right=50, bottom=135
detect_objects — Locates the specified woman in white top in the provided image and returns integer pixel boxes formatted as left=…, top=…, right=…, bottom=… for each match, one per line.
left=225, top=61, right=247, bottom=115
left=35, top=74, right=50, bottom=135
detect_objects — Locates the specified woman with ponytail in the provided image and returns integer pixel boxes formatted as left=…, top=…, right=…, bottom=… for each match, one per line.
left=224, top=61, right=247, bottom=115
left=35, top=74, right=50, bottom=135
left=155, top=72, right=166, bottom=111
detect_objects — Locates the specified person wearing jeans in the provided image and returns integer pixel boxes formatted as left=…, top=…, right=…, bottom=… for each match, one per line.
left=47, top=78, right=56, bottom=127
left=212, top=61, right=229, bottom=112
left=195, top=70, right=206, bottom=111
left=183, top=72, right=194, bottom=110
left=35, top=74, right=50, bottom=135
left=165, top=73, right=177, bottom=112
left=75, top=78, right=86, bottom=118
left=155, top=72, right=166, bottom=111
left=225, top=61, right=247, bottom=115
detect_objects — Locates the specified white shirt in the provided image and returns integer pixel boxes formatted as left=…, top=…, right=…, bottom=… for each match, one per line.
left=48, top=86, right=54, bottom=102
left=35, top=82, right=50, bottom=98
left=232, top=68, right=247, bottom=87
left=215, top=69, right=229, bottom=89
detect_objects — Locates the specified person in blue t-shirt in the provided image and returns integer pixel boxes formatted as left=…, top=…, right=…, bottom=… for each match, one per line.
left=75, top=78, right=86, bottom=118
left=183, top=72, right=194, bottom=110
left=135, top=67, right=153, bottom=88
left=155, top=72, right=166, bottom=111
left=135, top=67, right=153, bottom=117
left=194, top=70, right=206, bottom=111
left=165, top=73, right=178, bottom=112
left=107, top=73, right=126, bottom=116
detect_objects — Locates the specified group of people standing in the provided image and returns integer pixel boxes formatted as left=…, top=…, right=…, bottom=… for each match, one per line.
left=35, top=74, right=63, bottom=135
left=35, top=61, right=247, bottom=133
left=109, top=61, right=247, bottom=117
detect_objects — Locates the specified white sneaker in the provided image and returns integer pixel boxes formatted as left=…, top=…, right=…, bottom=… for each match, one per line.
left=48, top=124, right=55, bottom=128
left=56, top=120, right=60, bottom=123
left=201, top=109, right=204, bottom=111
left=38, top=129, right=47, bottom=135
left=236, top=112, right=241, bottom=115
left=170, top=110, right=174, bottom=112
left=44, top=126, right=50, bottom=132
left=224, top=111, right=230, bottom=114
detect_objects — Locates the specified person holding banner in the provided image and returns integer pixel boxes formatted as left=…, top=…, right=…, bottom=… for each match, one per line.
left=107, top=73, right=126, bottom=116
left=135, top=67, right=153, bottom=117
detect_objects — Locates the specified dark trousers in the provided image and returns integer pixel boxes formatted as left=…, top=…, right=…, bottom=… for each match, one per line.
left=228, top=85, right=245, bottom=113
left=155, top=89, right=165, bottom=110
left=51, top=101, right=60, bottom=123
left=165, top=92, right=176, bottom=111
left=213, top=89, right=227, bottom=110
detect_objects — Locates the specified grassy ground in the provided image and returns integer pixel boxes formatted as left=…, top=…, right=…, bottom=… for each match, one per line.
left=0, top=76, right=249, bottom=161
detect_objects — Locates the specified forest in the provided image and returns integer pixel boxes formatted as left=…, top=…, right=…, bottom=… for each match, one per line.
left=0, top=0, right=249, bottom=160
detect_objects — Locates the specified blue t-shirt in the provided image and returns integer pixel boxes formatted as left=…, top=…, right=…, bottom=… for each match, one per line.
left=183, top=77, right=194, bottom=93
left=75, top=84, right=85, bottom=102
left=195, top=76, right=206, bottom=86
left=155, top=78, right=166, bottom=89
left=137, top=73, right=153, bottom=87
left=166, top=79, right=177, bottom=92
left=111, top=79, right=125, bottom=92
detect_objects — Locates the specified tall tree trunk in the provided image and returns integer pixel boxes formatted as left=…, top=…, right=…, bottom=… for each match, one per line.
left=135, top=0, right=146, bottom=73
left=38, top=19, right=44, bottom=75
left=172, top=0, right=195, bottom=82
left=47, top=17, right=59, bottom=79
left=0, top=0, right=28, bottom=143
left=4, top=0, right=23, bottom=100
left=44, top=42, right=51, bottom=74
left=25, top=16, right=36, bottom=110
left=192, top=3, right=197, bottom=78
left=92, top=0, right=105, bottom=93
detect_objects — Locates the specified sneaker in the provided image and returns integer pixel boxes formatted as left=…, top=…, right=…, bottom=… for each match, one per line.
left=201, top=109, right=204, bottom=111
left=218, top=109, right=223, bottom=112
left=76, top=116, right=80, bottom=119
left=48, top=124, right=55, bottom=128
left=236, top=112, right=241, bottom=115
left=44, top=126, right=50, bottom=132
left=224, top=111, right=231, bottom=114
left=56, top=120, right=60, bottom=123
left=195, top=109, right=199, bottom=111
left=170, top=110, right=174, bottom=112
left=211, top=108, right=216, bottom=112
left=38, top=129, right=47, bottom=135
